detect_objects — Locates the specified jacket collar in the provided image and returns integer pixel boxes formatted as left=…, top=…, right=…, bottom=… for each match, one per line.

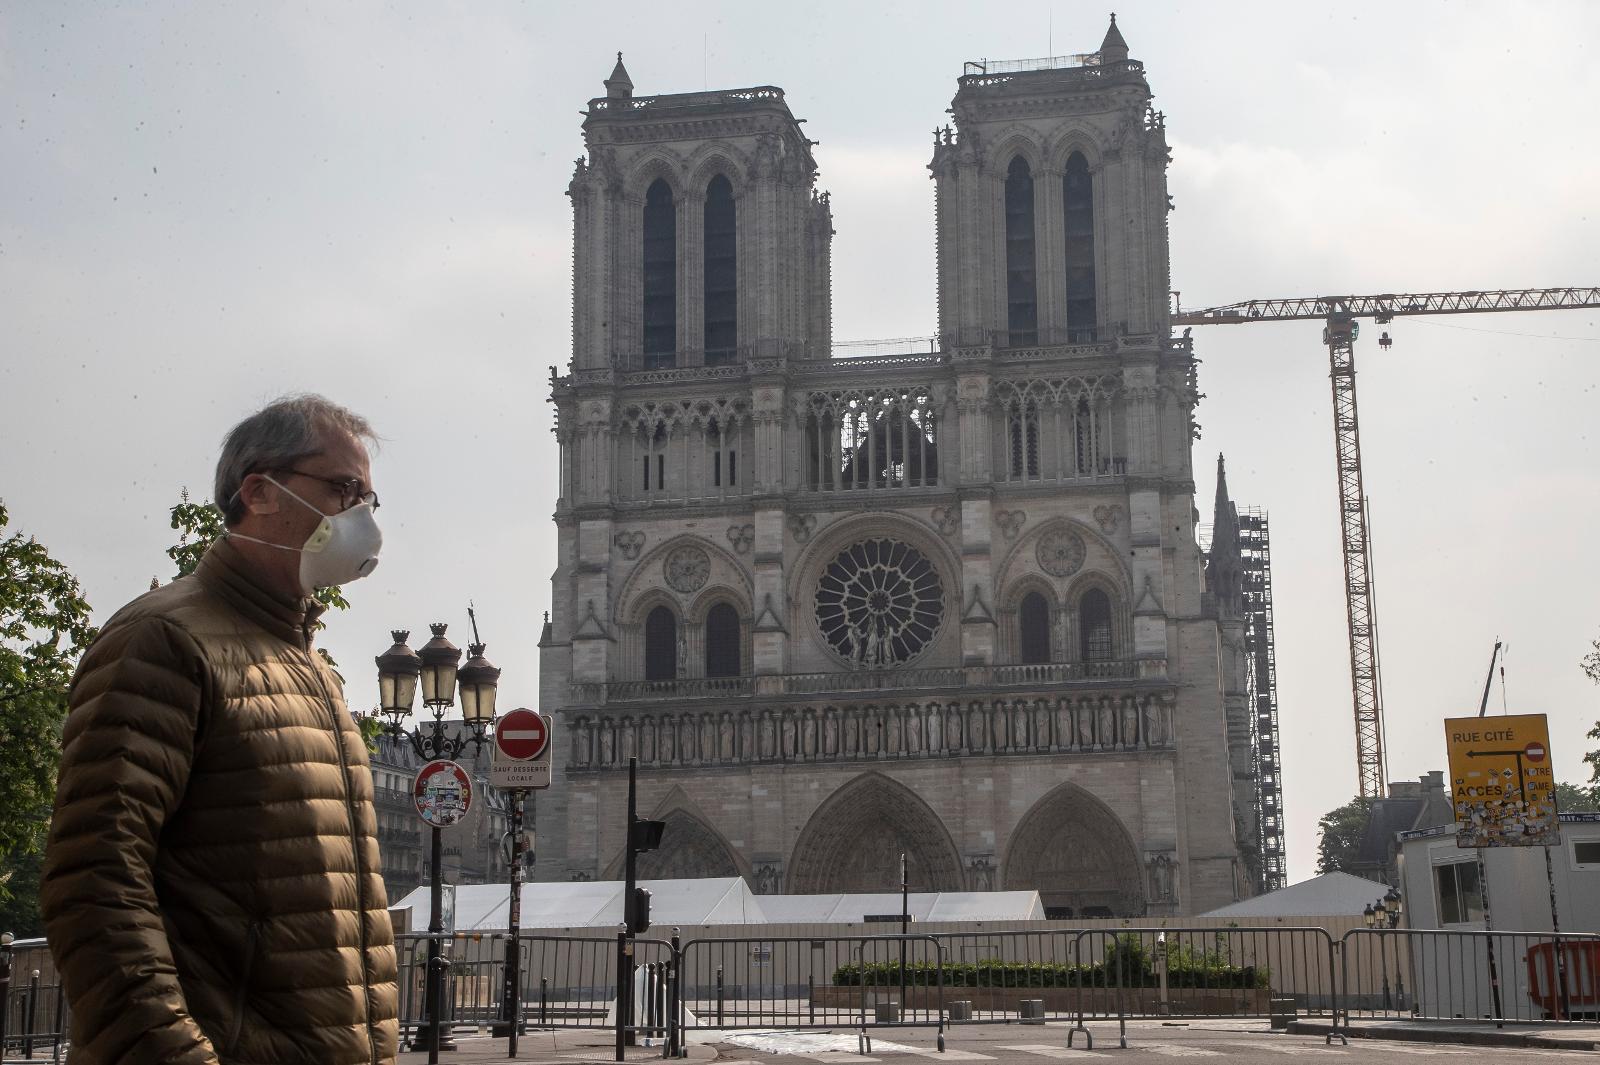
left=196, top=536, right=327, bottom=646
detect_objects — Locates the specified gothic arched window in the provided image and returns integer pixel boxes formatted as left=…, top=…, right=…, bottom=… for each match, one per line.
left=1019, top=591, right=1051, bottom=664
left=644, top=605, right=678, bottom=681
left=704, top=175, right=737, bottom=366
left=643, top=179, right=677, bottom=367
left=1004, top=156, right=1038, bottom=347
left=704, top=602, right=741, bottom=678
left=1079, top=588, right=1113, bottom=662
left=1008, top=400, right=1040, bottom=480
left=1063, top=152, right=1096, bottom=343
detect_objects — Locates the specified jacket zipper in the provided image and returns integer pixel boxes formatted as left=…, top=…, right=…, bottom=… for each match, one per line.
left=225, top=920, right=263, bottom=1056
left=303, top=635, right=381, bottom=1065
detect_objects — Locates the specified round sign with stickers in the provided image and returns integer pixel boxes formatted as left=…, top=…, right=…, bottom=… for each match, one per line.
left=414, top=759, right=473, bottom=827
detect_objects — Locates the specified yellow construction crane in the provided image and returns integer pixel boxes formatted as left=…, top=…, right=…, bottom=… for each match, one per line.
left=1173, top=287, right=1600, bottom=799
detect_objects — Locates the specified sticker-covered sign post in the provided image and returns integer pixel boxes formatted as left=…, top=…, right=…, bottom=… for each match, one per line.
left=490, top=709, right=553, bottom=1055
left=1443, top=712, right=1566, bottom=1024
left=413, top=759, right=473, bottom=1055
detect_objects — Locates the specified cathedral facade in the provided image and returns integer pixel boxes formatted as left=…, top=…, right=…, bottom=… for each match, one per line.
left=539, top=19, right=1258, bottom=916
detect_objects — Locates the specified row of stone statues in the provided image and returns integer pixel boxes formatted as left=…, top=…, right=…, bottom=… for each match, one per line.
left=566, top=692, right=1175, bottom=769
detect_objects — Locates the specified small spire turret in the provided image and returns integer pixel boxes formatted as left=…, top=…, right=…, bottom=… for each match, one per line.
left=1099, top=13, right=1130, bottom=63
left=605, top=51, right=633, bottom=99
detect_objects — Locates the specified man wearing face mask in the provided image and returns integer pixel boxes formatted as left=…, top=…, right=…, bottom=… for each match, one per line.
left=40, top=394, right=399, bottom=1065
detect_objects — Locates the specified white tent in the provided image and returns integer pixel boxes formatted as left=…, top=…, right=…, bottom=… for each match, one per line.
left=753, top=890, right=1045, bottom=924
left=390, top=876, right=765, bottom=932
left=1202, top=871, right=1386, bottom=918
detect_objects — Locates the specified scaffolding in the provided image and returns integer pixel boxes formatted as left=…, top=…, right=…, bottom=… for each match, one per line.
left=1239, top=508, right=1287, bottom=892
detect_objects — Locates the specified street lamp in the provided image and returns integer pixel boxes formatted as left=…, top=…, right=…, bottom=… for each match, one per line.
left=1367, top=890, right=1406, bottom=1012
left=375, top=623, right=500, bottom=1063
left=1383, top=886, right=1404, bottom=928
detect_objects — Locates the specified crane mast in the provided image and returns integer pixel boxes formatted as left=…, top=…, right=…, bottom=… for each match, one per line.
left=1174, top=286, right=1600, bottom=799
left=1324, top=315, right=1386, bottom=798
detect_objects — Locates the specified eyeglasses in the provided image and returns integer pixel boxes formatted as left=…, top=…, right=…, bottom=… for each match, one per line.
left=276, top=468, right=380, bottom=511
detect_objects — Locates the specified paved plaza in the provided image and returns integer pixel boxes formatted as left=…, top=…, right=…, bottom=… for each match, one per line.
left=397, top=1020, right=1599, bottom=1065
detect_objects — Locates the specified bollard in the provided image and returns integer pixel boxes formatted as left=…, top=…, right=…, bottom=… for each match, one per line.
left=540, top=976, right=548, bottom=1027
left=668, top=927, right=683, bottom=1059
left=716, top=966, right=724, bottom=1027
left=24, top=969, right=41, bottom=1059
left=809, top=976, right=815, bottom=1025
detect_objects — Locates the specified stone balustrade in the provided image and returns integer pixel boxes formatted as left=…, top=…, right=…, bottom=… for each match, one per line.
left=564, top=689, right=1176, bottom=771
left=568, top=659, right=1158, bottom=707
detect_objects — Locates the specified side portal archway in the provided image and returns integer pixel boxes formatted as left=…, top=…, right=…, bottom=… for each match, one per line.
left=788, top=773, right=964, bottom=893
left=1002, top=783, right=1145, bottom=916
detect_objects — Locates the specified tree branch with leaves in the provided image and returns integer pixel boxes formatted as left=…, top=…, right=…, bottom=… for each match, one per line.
left=0, top=501, right=95, bottom=931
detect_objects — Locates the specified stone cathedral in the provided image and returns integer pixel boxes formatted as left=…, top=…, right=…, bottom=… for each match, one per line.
left=540, top=18, right=1260, bottom=916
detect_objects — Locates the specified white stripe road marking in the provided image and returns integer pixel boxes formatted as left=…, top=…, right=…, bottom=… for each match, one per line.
left=1209, top=1042, right=1347, bottom=1055
left=889, top=1049, right=993, bottom=1060
left=1140, top=1045, right=1224, bottom=1057
left=801, top=1056, right=878, bottom=1063
left=996, top=1044, right=1107, bottom=1058
left=1362, top=1048, right=1471, bottom=1056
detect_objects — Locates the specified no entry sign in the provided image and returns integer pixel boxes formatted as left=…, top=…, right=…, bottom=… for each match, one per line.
left=491, top=708, right=553, bottom=791
left=414, top=759, right=472, bottom=827
left=496, top=707, right=549, bottom=761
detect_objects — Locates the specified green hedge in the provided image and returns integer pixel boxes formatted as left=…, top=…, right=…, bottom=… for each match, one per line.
left=831, top=935, right=1268, bottom=990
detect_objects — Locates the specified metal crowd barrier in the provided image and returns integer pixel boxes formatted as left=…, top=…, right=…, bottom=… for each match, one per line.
left=393, top=931, right=675, bottom=1040
left=676, top=933, right=947, bottom=1052
left=1339, top=928, right=1600, bottom=1029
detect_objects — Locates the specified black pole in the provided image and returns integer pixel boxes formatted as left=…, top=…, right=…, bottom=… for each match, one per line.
left=617, top=757, right=639, bottom=1061
left=899, top=853, right=908, bottom=1006
left=427, top=823, right=444, bottom=1063
left=498, top=788, right=526, bottom=1055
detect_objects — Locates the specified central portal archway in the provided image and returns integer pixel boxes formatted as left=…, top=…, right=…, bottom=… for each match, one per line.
left=788, top=772, right=964, bottom=893
left=1003, top=783, right=1145, bottom=916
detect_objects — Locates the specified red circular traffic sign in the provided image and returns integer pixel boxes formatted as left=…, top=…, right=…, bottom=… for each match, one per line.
left=1524, top=741, right=1547, bottom=763
left=496, top=708, right=548, bottom=761
left=414, top=759, right=472, bottom=827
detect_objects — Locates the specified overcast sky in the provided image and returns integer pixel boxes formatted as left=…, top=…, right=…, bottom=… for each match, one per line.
left=4, top=1, right=1598, bottom=887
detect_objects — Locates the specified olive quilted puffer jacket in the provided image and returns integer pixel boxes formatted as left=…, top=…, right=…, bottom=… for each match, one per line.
left=41, top=539, right=398, bottom=1064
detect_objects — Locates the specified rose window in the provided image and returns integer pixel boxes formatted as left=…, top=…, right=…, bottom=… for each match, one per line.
left=815, top=538, right=944, bottom=667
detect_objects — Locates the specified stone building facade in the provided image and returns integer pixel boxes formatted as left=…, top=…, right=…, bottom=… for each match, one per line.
left=539, top=20, right=1257, bottom=916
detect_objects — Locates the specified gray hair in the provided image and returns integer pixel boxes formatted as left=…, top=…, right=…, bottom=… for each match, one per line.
left=215, top=394, right=376, bottom=525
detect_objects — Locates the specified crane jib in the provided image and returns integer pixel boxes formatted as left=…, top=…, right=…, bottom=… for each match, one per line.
left=1172, top=286, right=1600, bottom=325
left=1166, top=285, right=1598, bottom=797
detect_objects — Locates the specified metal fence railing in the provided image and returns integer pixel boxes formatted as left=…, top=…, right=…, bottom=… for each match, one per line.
left=1339, top=928, right=1600, bottom=1028
left=0, top=938, right=67, bottom=1064
left=9, top=924, right=1600, bottom=1058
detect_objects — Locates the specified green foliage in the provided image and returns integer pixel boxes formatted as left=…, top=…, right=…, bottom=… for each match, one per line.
left=1556, top=780, right=1600, bottom=812
left=0, top=501, right=95, bottom=917
left=1584, top=639, right=1600, bottom=785
left=830, top=935, right=1267, bottom=990
left=1317, top=796, right=1373, bottom=874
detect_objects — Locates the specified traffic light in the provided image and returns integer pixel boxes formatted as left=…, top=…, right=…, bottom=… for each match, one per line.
left=626, top=886, right=652, bottom=934
left=630, top=818, right=665, bottom=852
